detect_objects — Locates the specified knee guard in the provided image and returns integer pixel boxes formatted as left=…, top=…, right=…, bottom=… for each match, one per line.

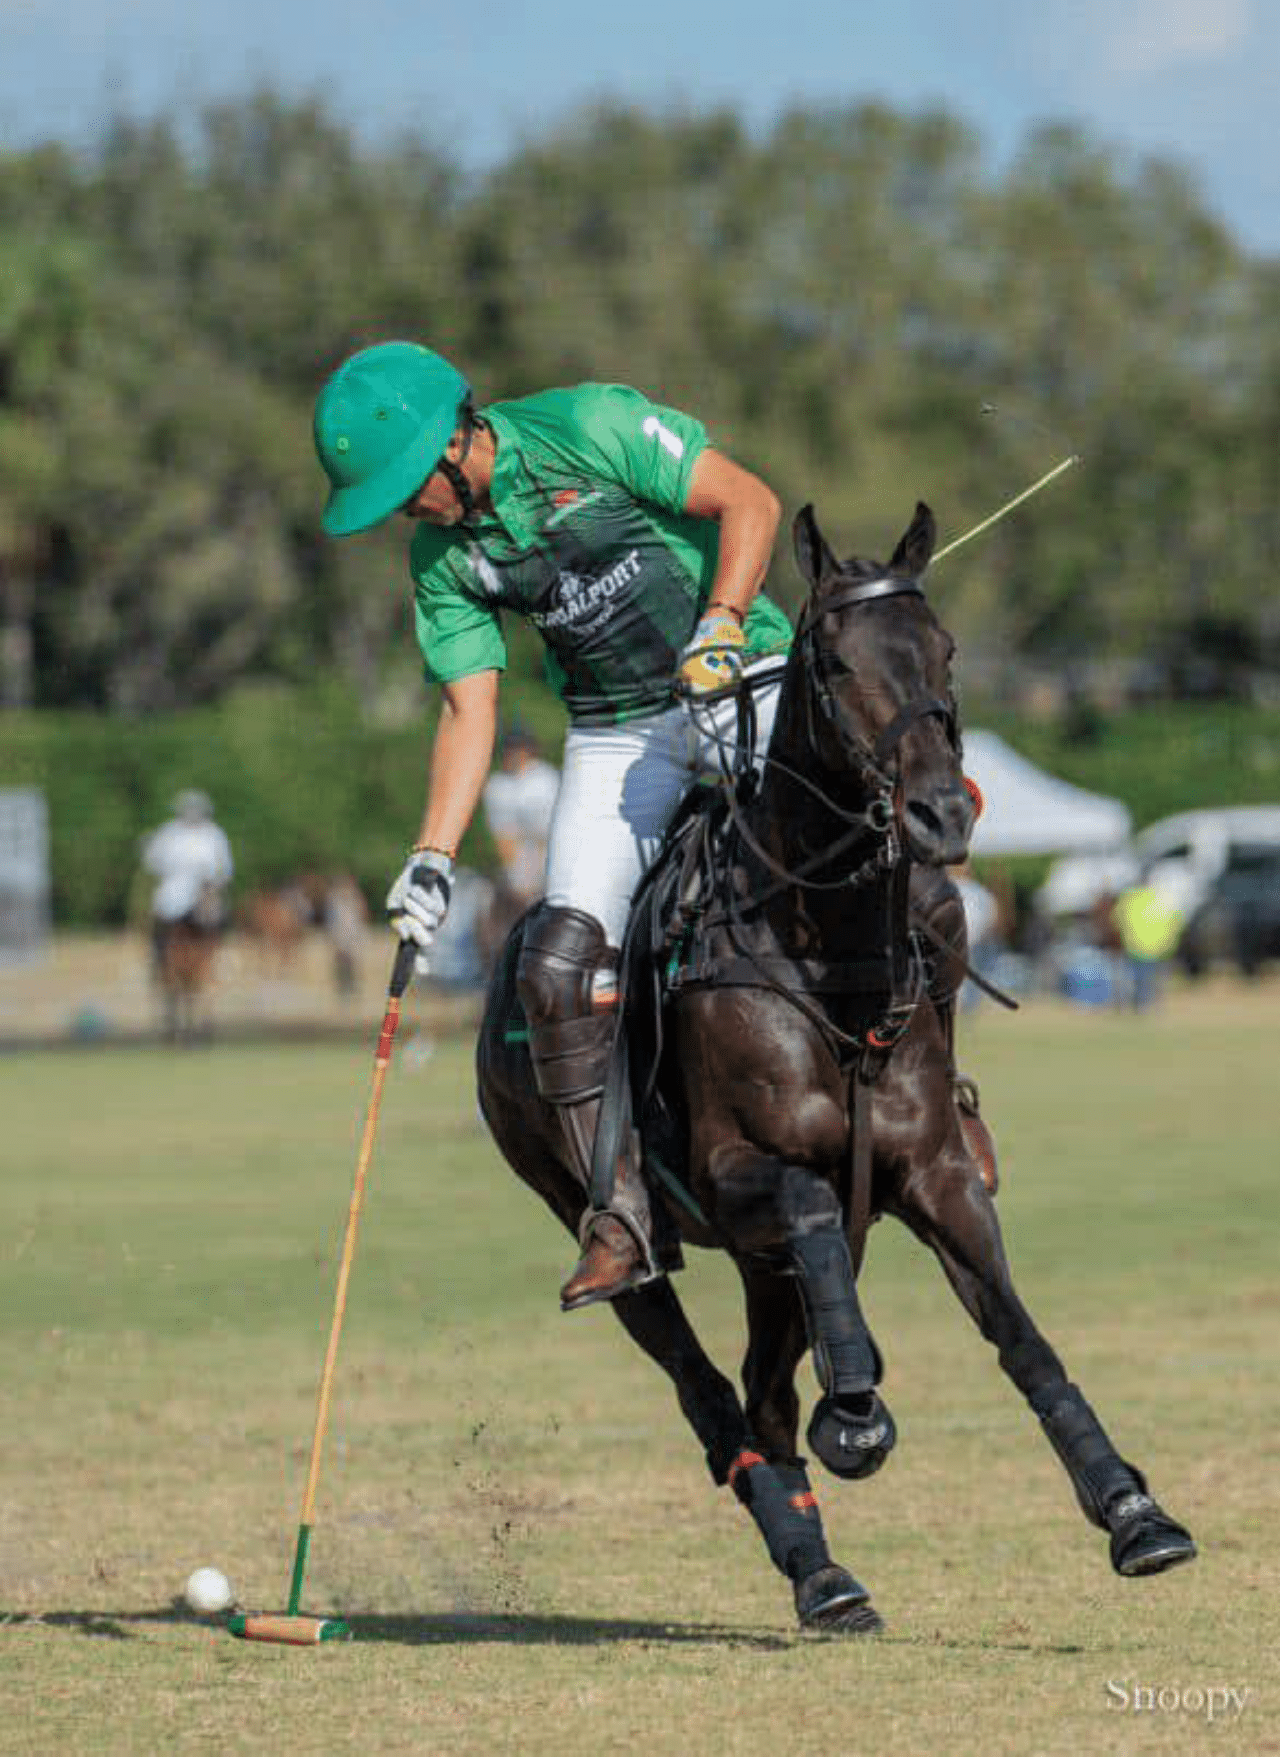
left=515, top=904, right=617, bottom=1104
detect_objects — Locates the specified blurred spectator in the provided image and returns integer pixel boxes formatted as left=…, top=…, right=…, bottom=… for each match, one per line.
left=140, top=790, right=233, bottom=971
left=323, top=872, right=369, bottom=1000
left=1110, top=882, right=1185, bottom=1011
left=482, top=725, right=560, bottom=911
left=1089, top=890, right=1126, bottom=957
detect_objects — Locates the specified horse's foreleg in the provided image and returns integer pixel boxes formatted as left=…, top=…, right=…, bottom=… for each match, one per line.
left=711, top=1152, right=896, bottom=1482
left=611, top=1276, right=877, bottom=1631
left=736, top=1263, right=882, bottom=1633
left=781, top=1166, right=897, bottom=1482
left=898, top=1152, right=1196, bottom=1578
left=611, top=1277, right=871, bottom=1629
left=739, top=1261, right=807, bottom=1460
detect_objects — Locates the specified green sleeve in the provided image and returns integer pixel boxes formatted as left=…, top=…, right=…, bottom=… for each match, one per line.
left=410, top=540, right=507, bottom=685
left=537, top=384, right=709, bottom=515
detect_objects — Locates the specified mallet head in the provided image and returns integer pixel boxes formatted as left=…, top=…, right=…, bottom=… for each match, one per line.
left=228, top=1613, right=351, bottom=1645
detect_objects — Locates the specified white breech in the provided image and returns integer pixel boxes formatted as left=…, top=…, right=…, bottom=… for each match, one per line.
left=543, top=663, right=783, bottom=948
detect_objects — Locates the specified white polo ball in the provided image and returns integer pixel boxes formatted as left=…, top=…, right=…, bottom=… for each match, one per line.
left=184, top=1566, right=234, bottom=1614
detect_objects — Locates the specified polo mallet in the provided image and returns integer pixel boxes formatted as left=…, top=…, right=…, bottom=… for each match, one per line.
left=230, top=938, right=417, bottom=1645
left=931, top=453, right=1080, bottom=565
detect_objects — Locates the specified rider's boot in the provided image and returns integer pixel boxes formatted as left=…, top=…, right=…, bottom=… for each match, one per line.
left=515, top=904, right=663, bottom=1311
left=557, top=1100, right=661, bottom=1310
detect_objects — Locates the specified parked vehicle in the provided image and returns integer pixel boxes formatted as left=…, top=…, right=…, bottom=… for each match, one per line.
left=1178, top=850, right=1280, bottom=977
left=1038, top=806, right=1280, bottom=924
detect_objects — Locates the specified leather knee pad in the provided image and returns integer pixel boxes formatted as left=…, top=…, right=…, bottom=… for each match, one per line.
left=516, top=904, right=616, bottom=1103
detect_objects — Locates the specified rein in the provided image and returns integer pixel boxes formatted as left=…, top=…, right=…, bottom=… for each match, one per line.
left=674, top=570, right=964, bottom=1266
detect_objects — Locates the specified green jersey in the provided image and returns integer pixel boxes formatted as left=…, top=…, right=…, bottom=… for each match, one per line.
left=410, top=383, right=793, bottom=725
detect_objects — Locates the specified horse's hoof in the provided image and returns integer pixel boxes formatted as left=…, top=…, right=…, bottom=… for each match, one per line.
left=807, top=1392, right=897, bottom=1481
left=1109, top=1495, right=1197, bottom=1577
left=795, top=1565, right=883, bottom=1635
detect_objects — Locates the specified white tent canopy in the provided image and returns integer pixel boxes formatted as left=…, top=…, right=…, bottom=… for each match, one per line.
left=962, top=729, right=1131, bottom=857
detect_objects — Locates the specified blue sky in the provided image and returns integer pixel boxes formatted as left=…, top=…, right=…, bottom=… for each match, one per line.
left=3, top=0, right=1277, bottom=256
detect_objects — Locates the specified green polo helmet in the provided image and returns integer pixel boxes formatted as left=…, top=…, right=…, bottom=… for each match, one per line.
left=314, top=342, right=470, bottom=536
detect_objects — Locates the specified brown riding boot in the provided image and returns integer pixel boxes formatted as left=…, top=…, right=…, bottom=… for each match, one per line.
left=560, top=1213, right=650, bottom=1311
left=557, top=1098, right=660, bottom=1311
left=514, top=905, right=665, bottom=1312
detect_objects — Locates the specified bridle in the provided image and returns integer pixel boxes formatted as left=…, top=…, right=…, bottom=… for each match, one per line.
left=695, top=570, right=961, bottom=903
left=797, top=572, right=960, bottom=823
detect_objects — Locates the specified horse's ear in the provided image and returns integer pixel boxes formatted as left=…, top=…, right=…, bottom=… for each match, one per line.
left=889, top=502, right=937, bottom=578
left=793, top=503, right=840, bottom=589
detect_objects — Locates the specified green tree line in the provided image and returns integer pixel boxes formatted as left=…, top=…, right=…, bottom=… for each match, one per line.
left=2, top=90, right=1278, bottom=721
left=5, top=687, right=1278, bottom=928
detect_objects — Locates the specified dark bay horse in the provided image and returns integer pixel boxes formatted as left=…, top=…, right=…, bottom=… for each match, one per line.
left=476, top=502, right=1195, bottom=1632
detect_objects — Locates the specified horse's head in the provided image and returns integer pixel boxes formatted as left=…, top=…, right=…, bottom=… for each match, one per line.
left=791, top=501, right=975, bottom=867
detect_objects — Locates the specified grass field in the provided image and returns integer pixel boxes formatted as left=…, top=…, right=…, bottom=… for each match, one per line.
left=0, top=981, right=1276, bottom=1754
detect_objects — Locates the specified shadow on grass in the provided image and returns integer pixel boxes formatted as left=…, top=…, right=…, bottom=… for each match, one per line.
left=1, top=1601, right=215, bottom=1642
left=2, top=1604, right=791, bottom=1651
left=347, top=1612, right=790, bottom=1649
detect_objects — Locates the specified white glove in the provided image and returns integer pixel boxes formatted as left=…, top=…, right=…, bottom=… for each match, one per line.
left=385, top=849, right=453, bottom=977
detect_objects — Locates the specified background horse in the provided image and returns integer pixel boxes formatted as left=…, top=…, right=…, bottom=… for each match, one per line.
left=154, top=885, right=224, bottom=1042
left=238, top=871, right=370, bottom=997
left=477, top=503, right=1195, bottom=1633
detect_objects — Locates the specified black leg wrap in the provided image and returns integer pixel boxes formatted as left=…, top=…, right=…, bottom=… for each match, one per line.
left=788, top=1224, right=896, bottom=1479
left=789, top=1226, right=882, bottom=1395
left=729, top=1451, right=830, bottom=1583
left=692, top=1399, right=754, bottom=1489
left=1030, top=1383, right=1197, bottom=1575
left=1030, top=1382, right=1145, bottom=1530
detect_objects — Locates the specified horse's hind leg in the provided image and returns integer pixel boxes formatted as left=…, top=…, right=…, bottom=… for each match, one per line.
left=610, top=1278, right=747, bottom=1483
left=897, top=1152, right=1196, bottom=1578
left=610, top=1278, right=876, bottom=1633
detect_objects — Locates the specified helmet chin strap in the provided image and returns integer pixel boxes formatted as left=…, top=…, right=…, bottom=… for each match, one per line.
left=436, top=402, right=480, bottom=523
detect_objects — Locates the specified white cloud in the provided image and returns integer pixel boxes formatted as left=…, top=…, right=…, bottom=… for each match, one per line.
left=1071, top=0, right=1255, bottom=79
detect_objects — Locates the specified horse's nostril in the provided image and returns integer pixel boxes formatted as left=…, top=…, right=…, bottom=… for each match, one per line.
left=905, top=788, right=975, bottom=861
left=904, top=800, right=943, bottom=839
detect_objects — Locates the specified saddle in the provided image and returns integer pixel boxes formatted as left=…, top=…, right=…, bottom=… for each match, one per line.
left=588, top=778, right=1003, bottom=1240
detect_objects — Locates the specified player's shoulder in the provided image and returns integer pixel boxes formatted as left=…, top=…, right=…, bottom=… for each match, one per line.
left=409, top=520, right=469, bottom=589
left=488, top=383, right=654, bottom=441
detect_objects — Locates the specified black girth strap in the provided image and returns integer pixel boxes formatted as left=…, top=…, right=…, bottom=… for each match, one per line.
left=670, top=952, right=894, bottom=994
